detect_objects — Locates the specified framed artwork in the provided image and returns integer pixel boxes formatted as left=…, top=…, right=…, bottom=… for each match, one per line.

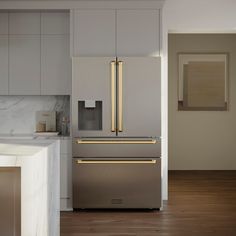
left=178, top=53, right=228, bottom=111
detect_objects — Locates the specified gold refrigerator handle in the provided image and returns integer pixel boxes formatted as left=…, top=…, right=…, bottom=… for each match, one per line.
left=76, top=160, right=157, bottom=164
left=118, top=61, right=123, bottom=132
left=110, top=61, right=116, bottom=132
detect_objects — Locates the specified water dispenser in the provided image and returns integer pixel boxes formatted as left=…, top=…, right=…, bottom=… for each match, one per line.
left=78, top=100, right=102, bottom=130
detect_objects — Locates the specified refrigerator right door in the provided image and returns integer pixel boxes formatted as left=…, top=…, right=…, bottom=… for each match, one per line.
left=117, top=57, right=161, bottom=138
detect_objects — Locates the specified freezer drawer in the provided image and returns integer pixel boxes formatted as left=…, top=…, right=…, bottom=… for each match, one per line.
left=73, top=158, right=161, bottom=209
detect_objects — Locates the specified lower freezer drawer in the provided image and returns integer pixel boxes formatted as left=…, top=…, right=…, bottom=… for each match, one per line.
left=73, top=158, right=161, bottom=209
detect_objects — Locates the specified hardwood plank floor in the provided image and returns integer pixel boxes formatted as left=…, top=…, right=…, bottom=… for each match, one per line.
left=61, top=171, right=236, bottom=236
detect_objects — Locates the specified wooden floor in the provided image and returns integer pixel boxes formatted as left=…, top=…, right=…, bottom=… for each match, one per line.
left=61, top=171, right=236, bottom=236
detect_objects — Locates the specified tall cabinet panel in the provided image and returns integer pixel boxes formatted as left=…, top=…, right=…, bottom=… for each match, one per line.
left=116, top=10, right=160, bottom=56
left=60, top=139, right=72, bottom=211
left=9, top=12, right=41, bottom=95
left=72, top=10, right=116, bottom=56
left=0, top=36, right=8, bottom=95
left=41, top=12, right=71, bottom=95
left=41, top=35, right=71, bottom=95
left=9, top=35, right=41, bottom=95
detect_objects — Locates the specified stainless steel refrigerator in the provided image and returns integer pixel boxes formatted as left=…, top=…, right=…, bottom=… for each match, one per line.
left=72, top=57, right=162, bottom=209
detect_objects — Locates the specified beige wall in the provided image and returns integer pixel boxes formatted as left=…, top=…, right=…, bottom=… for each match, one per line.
left=168, top=34, right=236, bottom=170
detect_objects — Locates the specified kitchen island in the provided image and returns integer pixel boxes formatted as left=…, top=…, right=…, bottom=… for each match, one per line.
left=0, top=139, right=60, bottom=236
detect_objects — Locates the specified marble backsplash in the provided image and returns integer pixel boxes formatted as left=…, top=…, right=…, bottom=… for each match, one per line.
left=0, top=96, right=70, bottom=135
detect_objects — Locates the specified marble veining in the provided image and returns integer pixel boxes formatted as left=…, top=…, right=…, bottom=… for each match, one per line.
left=0, top=96, right=70, bottom=135
left=0, top=139, right=60, bottom=236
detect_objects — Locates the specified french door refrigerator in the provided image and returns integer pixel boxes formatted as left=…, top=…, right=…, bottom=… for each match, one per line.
left=72, top=57, right=162, bottom=209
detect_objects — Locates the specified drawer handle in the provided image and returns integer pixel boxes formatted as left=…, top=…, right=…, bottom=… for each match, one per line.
left=76, top=160, right=156, bottom=164
left=76, top=139, right=157, bottom=144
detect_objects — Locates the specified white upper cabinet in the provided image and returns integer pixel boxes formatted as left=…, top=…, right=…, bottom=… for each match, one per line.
left=72, top=10, right=116, bottom=56
left=116, top=10, right=160, bottom=57
left=41, top=35, right=71, bottom=95
left=0, top=13, right=8, bottom=34
left=0, top=11, right=70, bottom=96
left=41, top=12, right=70, bottom=35
left=0, top=36, right=8, bottom=95
left=9, top=13, right=40, bottom=35
left=9, top=35, right=41, bottom=95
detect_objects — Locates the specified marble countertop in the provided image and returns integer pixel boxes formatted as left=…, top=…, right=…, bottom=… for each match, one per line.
left=0, top=133, right=71, bottom=140
left=0, top=139, right=56, bottom=156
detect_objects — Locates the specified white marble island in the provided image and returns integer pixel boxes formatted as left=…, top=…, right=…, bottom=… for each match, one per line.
left=0, top=139, right=60, bottom=236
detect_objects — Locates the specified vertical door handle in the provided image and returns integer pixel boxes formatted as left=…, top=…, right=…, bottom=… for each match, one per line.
left=110, top=61, right=116, bottom=132
left=118, top=61, right=123, bottom=132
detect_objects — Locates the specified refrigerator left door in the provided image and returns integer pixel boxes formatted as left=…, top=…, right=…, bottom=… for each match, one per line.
left=72, top=57, right=117, bottom=137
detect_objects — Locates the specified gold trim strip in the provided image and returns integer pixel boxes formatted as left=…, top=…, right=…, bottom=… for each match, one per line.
left=118, top=61, right=123, bottom=132
left=76, top=160, right=156, bottom=164
left=76, top=139, right=157, bottom=144
left=110, top=61, right=116, bottom=132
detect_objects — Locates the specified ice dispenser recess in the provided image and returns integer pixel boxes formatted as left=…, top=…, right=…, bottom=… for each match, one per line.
left=78, top=100, right=102, bottom=130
